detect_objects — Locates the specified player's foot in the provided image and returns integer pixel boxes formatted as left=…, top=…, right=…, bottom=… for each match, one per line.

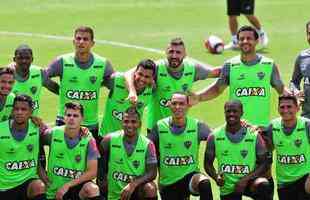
left=259, top=31, right=269, bottom=47
left=224, top=40, right=238, bottom=50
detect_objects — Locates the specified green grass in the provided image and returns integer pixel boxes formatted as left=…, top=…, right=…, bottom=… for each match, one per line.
left=1, top=0, right=309, bottom=199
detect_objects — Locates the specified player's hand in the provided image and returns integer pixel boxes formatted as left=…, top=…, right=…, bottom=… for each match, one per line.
left=216, top=172, right=225, bottom=187
left=187, top=92, right=200, bottom=106
left=30, top=116, right=46, bottom=129
left=80, top=126, right=90, bottom=137
left=120, top=182, right=137, bottom=200
left=7, top=62, right=16, bottom=69
left=127, top=90, right=138, bottom=105
left=234, top=177, right=248, bottom=194
left=56, top=183, right=70, bottom=200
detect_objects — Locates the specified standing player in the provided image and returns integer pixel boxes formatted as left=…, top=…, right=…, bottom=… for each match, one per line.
left=148, top=92, right=213, bottom=200
left=100, top=107, right=158, bottom=200
left=260, top=95, right=310, bottom=200
left=100, top=59, right=155, bottom=136
left=0, top=67, right=15, bottom=121
left=225, top=0, right=268, bottom=49
left=12, top=44, right=58, bottom=116
left=0, top=94, right=46, bottom=200
left=127, top=37, right=221, bottom=132
left=190, top=26, right=288, bottom=127
left=41, top=102, right=100, bottom=200
left=44, top=26, right=114, bottom=142
left=290, top=21, right=310, bottom=118
left=205, top=100, right=273, bottom=200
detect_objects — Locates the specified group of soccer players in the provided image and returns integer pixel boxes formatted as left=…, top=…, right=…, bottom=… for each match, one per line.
left=0, top=21, right=309, bottom=200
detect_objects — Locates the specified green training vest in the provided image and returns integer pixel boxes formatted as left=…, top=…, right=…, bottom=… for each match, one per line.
left=100, top=73, right=152, bottom=136
left=108, top=131, right=150, bottom=200
left=13, top=65, right=42, bottom=116
left=47, top=126, right=90, bottom=199
left=0, top=120, right=39, bottom=190
left=271, top=117, right=310, bottom=185
left=158, top=117, right=199, bottom=186
left=0, top=93, right=15, bottom=122
left=214, top=125, right=257, bottom=195
left=147, top=59, right=195, bottom=129
left=58, top=53, right=106, bottom=126
left=229, top=56, right=273, bottom=126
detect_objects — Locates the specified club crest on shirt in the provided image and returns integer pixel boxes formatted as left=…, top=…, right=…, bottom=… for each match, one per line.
left=132, top=160, right=140, bottom=168
left=75, top=155, right=81, bottom=163
left=294, top=139, right=302, bottom=147
left=184, top=141, right=192, bottom=149
left=240, top=150, right=248, bottom=158
left=30, top=86, right=37, bottom=94
left=257, top=72, right=265, bottom=80
left=27, top=144, right=33, bottom=152
left=182, top=84, right=189, bottom=92
left=89, top=76, right=97, bottom=84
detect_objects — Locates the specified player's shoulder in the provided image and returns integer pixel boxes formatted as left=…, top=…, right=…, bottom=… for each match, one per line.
left=299, top=48, right=310, bottom=57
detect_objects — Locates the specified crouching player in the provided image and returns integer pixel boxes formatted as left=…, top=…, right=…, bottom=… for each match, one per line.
left=100, top=107, right=158, bottom=200
left=41, top=102, right=100, bottom=200
left=0, top=94, right=46, bottom=199
left=261, top=95, right=310, bottom=200
left=205, top=100, right=273, bottom=200
left=148, top=92, right=213, bottom=200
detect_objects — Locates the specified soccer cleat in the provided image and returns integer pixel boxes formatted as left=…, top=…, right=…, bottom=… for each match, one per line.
left=259, top=31, right=269, bottom=47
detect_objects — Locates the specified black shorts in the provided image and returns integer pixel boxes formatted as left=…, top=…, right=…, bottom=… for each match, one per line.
left=0, top=178, right=37, bottom=200
left=48, top=181, right=93, bottom=200
left=227, top=0, right=255, bottom=16
left=220, top=177, right=274, bottom=200
left=159, top=172, right=197, bottom=200
left=277, top=174, right=310, bottom=200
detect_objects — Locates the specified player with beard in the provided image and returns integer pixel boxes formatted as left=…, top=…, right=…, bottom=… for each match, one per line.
left=0, top=67, right=15, bottom=121
left=126, top=37, right=221, bottom=133
left=290, top=21, right=310, bottom=119
left=205, top=100, right=273, bottom=200
left=148, top=92, right=213, bottom=200
left=100, top=107, right=158, bottom=200
left=190, top=26, right=289, bottom=127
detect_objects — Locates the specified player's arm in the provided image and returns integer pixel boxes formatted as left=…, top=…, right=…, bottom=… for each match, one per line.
left=271, top=64, right=290, bottom=95
left=99, top=135, right=111, bottom=183
left=147, top=125, right=160, bottom=161
left=101, top=60, right=115, bottom=89
left=290, top=56, right=304, bottom=96
left=194, top=62, right=221, bottom=80
left=124, top=68, right=138, bottom=104
left=198, top=121, right=212, bottom=142
left=41, top=69, right=59, bottom=95
left=204, top=135, right=224, bottom=186
left=258, top=124, right=274, bottom=151
left=42, top=57, right=63, bottom=94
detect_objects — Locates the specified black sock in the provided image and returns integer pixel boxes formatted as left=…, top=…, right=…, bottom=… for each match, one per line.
left=198, top=179, right=213, bottom=200
left=31, top=194, right=46, bottom=200
left=145, top=197, right=158, bottom=200
left=89, top=196, right=101, bottom=200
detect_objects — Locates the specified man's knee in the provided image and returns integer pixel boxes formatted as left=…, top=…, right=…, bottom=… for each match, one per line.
left=142, top=182, right=157, bottom=197
left=305, top=174, right=310, bottom=194
left=27, top=179, right=46, bottom=197
left=81, top=182, right=100, bottom=197
left=252, top=178, right=273, bottom=199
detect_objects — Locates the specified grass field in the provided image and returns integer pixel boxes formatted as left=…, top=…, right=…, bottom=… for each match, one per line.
left=0, top=0, right=309, bottom=199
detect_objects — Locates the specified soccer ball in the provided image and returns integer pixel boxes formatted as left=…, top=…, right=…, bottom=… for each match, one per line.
left=204, top=35, right=224, bottom=54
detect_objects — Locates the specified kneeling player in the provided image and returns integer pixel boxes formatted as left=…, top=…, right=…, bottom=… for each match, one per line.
left=41, top=102, right=100, bottom=200
left=205, top=100, right=273, bottom=200
left=0, top=95, right=46, bottom=199
left=148, top=92, right=213, bottom=200
left=101, top=107, right=158, bottom=200
left=261, top=95, right=310, bottom=200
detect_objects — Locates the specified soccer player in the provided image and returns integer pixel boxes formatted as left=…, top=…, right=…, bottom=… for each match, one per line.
left=190, top=26, right=288, bottom=127
left=12, top=44, right=58, bottom=116
left=44, top=26, right=114, bottom=142
left=40, top=102, right=100, bottom=200
left=225, top=0, right=268, bottom=49
left=260, top=95, right=310, bottom=200
left=290, top=20, right=310, bottom=119
left=0, top=94, right=46, bottom=200
left=100, top=107, right=158, bottom=200
left=100, top=59, right=155, bottom=136
left=0, top=67, right=15, bottom=121
left=148, top=92, right=213, bottom=200
left=127, top=37, right=221, bottom=132
left=205, top=100, right=273, bottom=200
